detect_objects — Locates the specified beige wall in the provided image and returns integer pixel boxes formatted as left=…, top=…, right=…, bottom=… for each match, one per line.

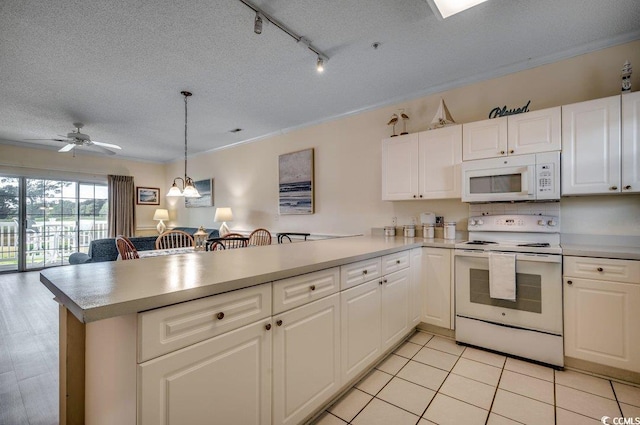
left=3, top=41, right=639, bottom=237
left=0, top=144, right=166, bottom=235
left=167, top=40, right=640, bottom=237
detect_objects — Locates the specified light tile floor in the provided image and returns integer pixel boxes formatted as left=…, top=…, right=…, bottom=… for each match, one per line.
left=312, top=331, right=640, bottom=425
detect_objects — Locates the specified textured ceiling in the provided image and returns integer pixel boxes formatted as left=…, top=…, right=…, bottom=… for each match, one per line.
left=1, top=0, right=639, bottom=162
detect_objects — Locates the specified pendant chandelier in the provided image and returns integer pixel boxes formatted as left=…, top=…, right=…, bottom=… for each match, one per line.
left=167, top=91, right=201, bottom=198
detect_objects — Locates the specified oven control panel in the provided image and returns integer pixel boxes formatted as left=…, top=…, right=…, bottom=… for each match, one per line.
left=468, top=215, right=560, bottom=232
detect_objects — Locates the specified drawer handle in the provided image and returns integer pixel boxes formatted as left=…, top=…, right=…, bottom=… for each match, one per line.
left=363, top=270, right=368, bottom=275
left=396, top=259, right=401, bottom=264
left=383, top=278, right=388, bottom=283
left=217, top=312, right=225, bottom=320
left=310, top=285, right=316, bottom=291
left=509, top=150, right=514, bottom=154
left=265, top=323, right=272, bottom=331
left=276, top=320, right=283, bottom=326
left=597, top=267, right=604, bottom=272
left=624, top=185, right=632, bottom=190
left=567, top=280, right=573, bottom=285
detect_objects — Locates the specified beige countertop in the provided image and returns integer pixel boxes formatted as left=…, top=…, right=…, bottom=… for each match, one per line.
left=561, top=234, right=640, bottom=261
left=42, top=235, right=459, bottom=324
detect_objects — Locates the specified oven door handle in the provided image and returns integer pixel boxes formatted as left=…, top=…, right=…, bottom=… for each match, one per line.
left=455, top=250, right=561, bottom=263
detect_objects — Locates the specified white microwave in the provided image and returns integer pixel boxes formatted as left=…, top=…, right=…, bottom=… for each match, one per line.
left=461, top=152, right=560, bottom=202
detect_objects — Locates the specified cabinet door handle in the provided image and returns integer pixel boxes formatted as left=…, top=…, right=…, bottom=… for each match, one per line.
left=500, top=150, right=505, bottom=155
left=363, top=269, right=368, bottom=275
left=265, top=323, right=272, bottom=331
left=310, top=285, right=316, bottom=291
left=413, top=195, right=417, bottom=198
left=379, top=280, right=383, bottom=285
left=276, top=320, right=283, bottom=326
left=217, top=312, right=225, bottom=320
left=509, top=150, right=514, bottom=154
left=567, top=280, right=573, bottom=285
left=610, top=186, right=618, bottom=191
left=597, top=267, right=604, bottom=272
left=419, top=194, right=423, bottom=198
left=396, top=259, right=401, bottom=264
left=624, top=185, right=632, bottom=190
left=383, top=278, right=388, bottom=283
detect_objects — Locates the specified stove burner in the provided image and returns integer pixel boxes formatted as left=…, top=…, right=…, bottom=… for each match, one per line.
left=517, top=243, right=551, bottom=248
left=465, top=240, right=498, bottom=245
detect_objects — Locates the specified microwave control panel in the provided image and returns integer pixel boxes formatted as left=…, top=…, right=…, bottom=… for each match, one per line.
left=537, top=163, right=554, bottom=193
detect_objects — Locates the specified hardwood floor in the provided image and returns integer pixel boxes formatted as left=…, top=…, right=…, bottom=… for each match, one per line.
left=0, top=271, right=58, bottom=425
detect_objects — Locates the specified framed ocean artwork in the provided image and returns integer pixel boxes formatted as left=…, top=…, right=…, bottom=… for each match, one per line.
left=185, top=178, right=214, bottom=208
left=278, top=148, right=314, bottom=215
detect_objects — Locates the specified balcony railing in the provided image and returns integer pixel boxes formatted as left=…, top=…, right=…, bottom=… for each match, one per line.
left=0, top=220, right=109, bottom=270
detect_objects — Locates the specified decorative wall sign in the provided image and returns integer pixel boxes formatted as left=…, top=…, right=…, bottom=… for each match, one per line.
left=488, top=100, right=531, bottom=119
left=185, top=178, right=214, bottom=208
left=279, top=148, right=314, bottom=215
left=136, top=187, right=160, bottom=205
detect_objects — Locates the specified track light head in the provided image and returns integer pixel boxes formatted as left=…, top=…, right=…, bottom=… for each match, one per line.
left=254, top=13, right=263, bottom=34
left=316, top=57, right=324, bottom=73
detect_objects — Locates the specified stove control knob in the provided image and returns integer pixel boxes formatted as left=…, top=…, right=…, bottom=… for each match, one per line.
left=547, top=220, right=557, bottom=227
left=477, top=219, right=484, bottom=225
left=469, top=219, right=477, bottom=226
left=538, top=219, right=546, bottom=226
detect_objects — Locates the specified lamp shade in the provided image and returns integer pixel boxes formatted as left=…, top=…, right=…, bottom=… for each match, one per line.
left=214, top=207, right=233, bottom=222
left=153, top=209, right=169, bottom=221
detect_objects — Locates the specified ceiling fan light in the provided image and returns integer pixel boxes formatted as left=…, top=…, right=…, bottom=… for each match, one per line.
left=254, top=13, right=263, bottom=34
left=316, top=57, right=324, bottom=73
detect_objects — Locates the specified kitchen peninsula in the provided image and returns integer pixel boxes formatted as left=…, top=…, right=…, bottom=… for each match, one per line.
left=41, top=235, right=454, bottom=425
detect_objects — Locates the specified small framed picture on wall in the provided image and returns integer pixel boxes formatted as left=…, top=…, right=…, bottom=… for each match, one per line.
left=136, top=187, right=160, bottom=205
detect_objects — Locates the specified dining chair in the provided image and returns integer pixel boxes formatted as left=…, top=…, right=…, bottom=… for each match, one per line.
left=248, top=228, right=272, bottom=246
left=208, top=233, right=249, bottom=251
left=115, top=235, right=139, bottom=260
left=155, top=230, right=195, bottom=250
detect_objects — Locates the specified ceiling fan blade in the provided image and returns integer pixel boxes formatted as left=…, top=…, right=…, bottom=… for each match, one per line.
left=89, top=145, right=117, bottom=155
left=24, top=138, right=68, bottom=142
left=59, top=144, right=76, bottom=152
left=91, top=140, right=122, bottom=150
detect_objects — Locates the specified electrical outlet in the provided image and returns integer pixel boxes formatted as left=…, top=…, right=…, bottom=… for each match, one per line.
left=435, top=216, right=444, bottom=226
left=392, top=216, right=397, bottom=226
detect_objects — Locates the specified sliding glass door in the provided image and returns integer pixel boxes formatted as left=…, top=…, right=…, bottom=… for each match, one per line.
left=0, top=175, right=108, bottom=272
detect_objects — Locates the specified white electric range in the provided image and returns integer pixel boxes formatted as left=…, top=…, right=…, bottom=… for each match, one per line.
left=454, top=214, right=564, bottom=367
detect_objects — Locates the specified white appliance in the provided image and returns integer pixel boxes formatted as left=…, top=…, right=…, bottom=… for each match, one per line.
left=461, top=152, right=560, bottom=203
left=454, top=214, right=563, bottom=367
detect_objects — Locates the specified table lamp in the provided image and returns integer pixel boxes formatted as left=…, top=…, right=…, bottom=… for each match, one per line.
left=214, top=207, right=233, bottom=237
left=153, top=209, right=169, bottom=234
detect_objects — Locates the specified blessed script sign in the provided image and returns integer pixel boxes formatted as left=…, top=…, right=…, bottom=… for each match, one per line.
left=488, top=100, right=531, bottom=119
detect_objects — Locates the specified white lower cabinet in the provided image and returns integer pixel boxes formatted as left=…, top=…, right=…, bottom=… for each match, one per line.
left=409, top=248, right=422, bottom=327
left=422, top=247, right=453, bottom=329
left=138, top=319, right=272, bottom=425
left=272, top=293, right=341, bottom=425
left=381, top=268, right=411, bottom=351
left=563, top=256, right=640, bottom=373
left=341, top=279, right=382, bottom=383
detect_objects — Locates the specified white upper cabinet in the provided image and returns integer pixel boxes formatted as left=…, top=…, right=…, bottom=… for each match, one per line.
left=463, top=107, right=561, bottom=161
left=382, top=125, right=462, bottom=200
left=418, top=125, right=462, bottom=199
left=462, top=116, right=508, bottom=160
left=508, top=106, right=561, bottom=155
left=622, top=91, right=640, bottom=193
left=561, top=95, right=622, bottom=195
left=382, top=134, right=419, bottom=200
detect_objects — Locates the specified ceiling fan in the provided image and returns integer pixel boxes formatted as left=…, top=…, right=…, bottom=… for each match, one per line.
left=25, top=122, right=122, bottom=155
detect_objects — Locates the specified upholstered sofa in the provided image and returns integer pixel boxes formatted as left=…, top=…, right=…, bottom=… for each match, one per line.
left=68, top=227, right=219, bottom=264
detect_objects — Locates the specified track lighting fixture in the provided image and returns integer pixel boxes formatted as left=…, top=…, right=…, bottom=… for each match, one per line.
left=238, top=0, right=329, bottom=73
left=254, top=13, right=262, bottom=34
